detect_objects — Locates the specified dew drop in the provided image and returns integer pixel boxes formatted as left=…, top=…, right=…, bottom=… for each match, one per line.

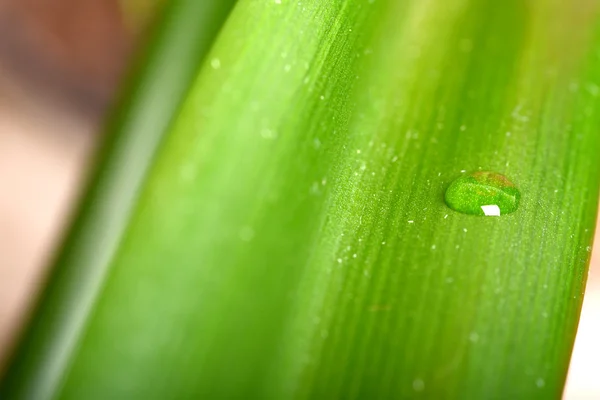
left=444, top=171, right=520, bottom=216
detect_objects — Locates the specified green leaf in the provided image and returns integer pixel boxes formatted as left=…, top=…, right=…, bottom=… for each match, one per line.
left=0, top=0, right=236, bottom=397
left=3, top=0, right=600, bottom=399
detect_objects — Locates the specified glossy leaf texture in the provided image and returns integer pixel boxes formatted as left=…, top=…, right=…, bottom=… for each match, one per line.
left=3, top=0, right=600, bottom=399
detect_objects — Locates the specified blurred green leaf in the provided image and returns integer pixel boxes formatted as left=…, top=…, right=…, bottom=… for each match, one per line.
left=3, top=0, right=600, bottom=398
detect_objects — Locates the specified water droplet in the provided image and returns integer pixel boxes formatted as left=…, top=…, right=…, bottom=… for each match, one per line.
left=444, top=171, right=520, bottom=216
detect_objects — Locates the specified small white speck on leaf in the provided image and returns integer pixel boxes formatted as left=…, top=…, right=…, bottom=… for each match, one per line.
left=469, top=332, right=479, bottom=343
left=260, top=128, right=277, bottom=139
left=586, top=83, right=600, bottom=97
left=459, top=38, right=473, bottom=53
left=210, top=58, right=221, bottom=69
left=412, top=379, right=425, bottom=392
left=536, top=378, right=545, bottom=388
left=238, top=226, right=255, bottom=242
left=310, top=182, right=320, bottom=195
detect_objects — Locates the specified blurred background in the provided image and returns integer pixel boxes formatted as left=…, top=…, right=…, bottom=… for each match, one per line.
left=0, top=1, right=597, bottom=398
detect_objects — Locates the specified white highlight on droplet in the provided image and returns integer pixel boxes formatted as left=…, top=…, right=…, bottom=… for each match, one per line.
left=481, top=204, right=501, bottom=216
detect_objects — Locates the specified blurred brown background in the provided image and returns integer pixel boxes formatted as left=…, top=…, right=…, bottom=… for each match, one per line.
left=0, top=1, right=596, bottom=398
left=0, top=0, right=134, bottom=373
